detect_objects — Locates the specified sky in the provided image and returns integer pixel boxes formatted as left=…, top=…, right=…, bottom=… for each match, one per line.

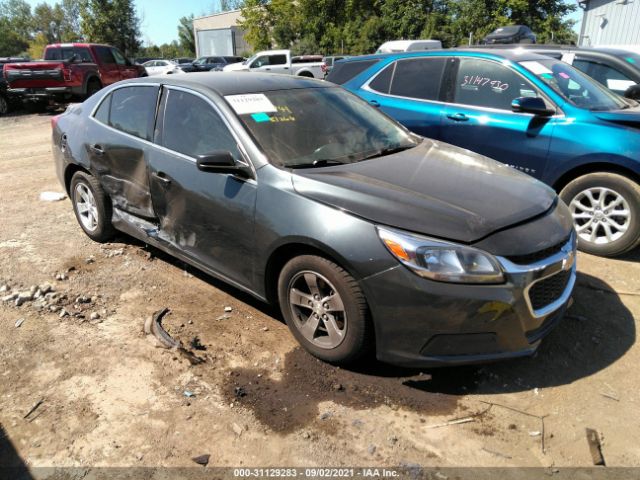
left=24, top=0, right=584, bottom=46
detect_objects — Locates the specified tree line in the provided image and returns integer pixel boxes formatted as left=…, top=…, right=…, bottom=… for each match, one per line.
left=239, top=0, right=578, bottom=55
left=0, top=0, right=195, bottom=59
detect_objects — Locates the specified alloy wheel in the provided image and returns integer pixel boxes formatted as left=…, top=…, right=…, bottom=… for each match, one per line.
left=570, top=187, right=630, bottom=245
left=74, top=183, right=99, bottom=232
left=287, top=271, right=347, bottom=349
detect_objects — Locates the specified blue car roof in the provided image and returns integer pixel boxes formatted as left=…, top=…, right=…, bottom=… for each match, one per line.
left=338, top=48, right=552, bottom=63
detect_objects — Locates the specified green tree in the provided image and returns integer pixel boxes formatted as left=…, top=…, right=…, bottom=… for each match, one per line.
left=0, top=16, right=29, bottom=56
left=80, top=0, right=141, bottom=55
left=59, top=0, right=84, bottom=42
left=177, top=15, right=196, bottom=56
left=0, top=0, right=33, bottom=41
left=32, top=3, right=65, bottom=43
left=238, top=0, right=272, bottom=51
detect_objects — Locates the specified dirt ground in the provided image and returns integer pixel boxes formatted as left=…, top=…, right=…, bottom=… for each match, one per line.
left=1, top=112, right=639, bottom=470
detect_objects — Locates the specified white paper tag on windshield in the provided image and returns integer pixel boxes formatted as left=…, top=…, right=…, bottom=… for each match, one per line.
left=520, top=61, right=553, bottom=75
left=225, top=94, right=277, bottom=115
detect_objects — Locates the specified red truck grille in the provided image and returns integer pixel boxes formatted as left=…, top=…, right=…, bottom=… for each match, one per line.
left=5, top=69, right=63, bottom=82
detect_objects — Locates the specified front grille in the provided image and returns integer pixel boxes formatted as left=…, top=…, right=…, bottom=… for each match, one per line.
left=528, top=269, right=572, bottom=311
left=6, top=69, right=62, bottom=81
left=506, top=240, right=566, bottom=265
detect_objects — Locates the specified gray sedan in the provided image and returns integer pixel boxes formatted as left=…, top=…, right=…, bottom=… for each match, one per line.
left=51, top=73, right=576, bottom=367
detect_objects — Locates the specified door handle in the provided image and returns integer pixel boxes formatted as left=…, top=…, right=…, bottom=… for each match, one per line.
left=283, top=67, right=289, bottom=70
left=265, top=68, right=271, bottom=71
left=89, top=144, right=104, bottom=155
left=152, top=171, right=171, bottom=185
left=446, top=113, right=469, bottom=122
left=369, top=100, right=380, bottom=108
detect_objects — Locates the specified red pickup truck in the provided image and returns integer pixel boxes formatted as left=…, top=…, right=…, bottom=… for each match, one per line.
left=3, top=43, right=146, bottom=106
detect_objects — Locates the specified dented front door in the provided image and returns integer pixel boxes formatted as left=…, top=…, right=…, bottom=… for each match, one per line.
left=147, top=87, right=257, bottom=288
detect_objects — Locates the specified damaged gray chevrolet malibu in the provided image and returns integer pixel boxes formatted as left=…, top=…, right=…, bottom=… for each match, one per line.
left=51, top=73, right=577, bottom=367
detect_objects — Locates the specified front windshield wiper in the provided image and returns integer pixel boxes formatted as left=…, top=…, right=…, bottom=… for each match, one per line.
left=288, top=159, right=347, bottom=169
left=359, top=144, right=416, bottom=161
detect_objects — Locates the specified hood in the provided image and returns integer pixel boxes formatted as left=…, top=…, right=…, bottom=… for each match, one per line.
left=291, top=140, right=556, bottom=243
left=593, top=106, right=640, bottom=127
left=223, top=62, right=248, bottom=72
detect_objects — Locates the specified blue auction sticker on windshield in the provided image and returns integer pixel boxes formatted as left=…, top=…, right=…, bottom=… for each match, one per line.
left=251, top=112, right=271, bottom=122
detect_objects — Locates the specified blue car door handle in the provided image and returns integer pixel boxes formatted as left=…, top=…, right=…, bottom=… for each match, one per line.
left=447, top=113, right=469, bottom=122
left=369, top=100, right=380, bottom=108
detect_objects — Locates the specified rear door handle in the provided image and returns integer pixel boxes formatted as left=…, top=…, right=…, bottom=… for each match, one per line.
left=152, top=171, right=171, bottom=185
left=89, top=144, right=104, bottom=155
left=369, top=100, right=380, bottom=108
left=446, top=113, right=469, bottom=122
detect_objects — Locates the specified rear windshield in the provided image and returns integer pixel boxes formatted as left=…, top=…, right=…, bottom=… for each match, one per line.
left=492, top=26, right=520, bottom=35
left=326, top=59, right=380, bottom=84
left=228, top=87, right=417, bottom=168
left=45, top=47, right=93, bottom=62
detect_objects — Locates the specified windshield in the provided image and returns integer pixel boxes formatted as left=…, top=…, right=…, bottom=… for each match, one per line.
left=492, top=26, right=519, bottom=35
left=229, top=87, right=419, bottom=168
left=520, top=58, right=628, bottom=111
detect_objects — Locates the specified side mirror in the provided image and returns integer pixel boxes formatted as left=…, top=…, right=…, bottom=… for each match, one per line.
left=511, top=97, right=555, bottom=116
left=196, top=151, right=251, bottom=177
left=624, top=84, right=640, bottom=101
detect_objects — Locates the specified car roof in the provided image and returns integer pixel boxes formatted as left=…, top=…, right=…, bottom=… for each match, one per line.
left=337, top=48, right=553, bottom=63
left=117, top=72, right=329, bottom=96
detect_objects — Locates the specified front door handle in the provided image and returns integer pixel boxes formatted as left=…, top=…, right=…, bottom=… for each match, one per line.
left=152, top=171, right=171, bottom=185
left=265, top=68, right=271, bottom=71
left=369, top=100, right=380, bottom=108
left=89, top=144, right=104, bottom=155
left=446, top=113, right=469, bottom=122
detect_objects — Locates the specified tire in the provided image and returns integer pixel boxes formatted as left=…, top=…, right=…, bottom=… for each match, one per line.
left=25, top=101, right=47, bottom=113
left=560, top=172, right=640, bottom=256
left=277, top=255, right=372, bottom=364
left=0, top=94, right=9, bottom=115
left=85, top=79, right=102, bottom=99
left=70, top=171, right=115, bottom=242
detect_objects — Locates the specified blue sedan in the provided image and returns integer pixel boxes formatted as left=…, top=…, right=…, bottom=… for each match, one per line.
left=331, top=49, right=640, bottom=257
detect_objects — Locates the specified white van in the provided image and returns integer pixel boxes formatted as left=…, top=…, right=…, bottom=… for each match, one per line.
left=375, top=40, right=442, bottom=54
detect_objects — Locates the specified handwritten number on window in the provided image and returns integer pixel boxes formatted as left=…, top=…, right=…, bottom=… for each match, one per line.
left=462, top=75, right=509, bottom=91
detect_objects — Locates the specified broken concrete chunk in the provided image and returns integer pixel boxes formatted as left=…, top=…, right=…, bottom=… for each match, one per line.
left=15, top=292, right=33, bottom=306
left=224, top=306, right=233, bottom=312
left=232, top=423, right=243, bottom=436
left=191, top=454, right=210, bottom=466
left=90, top=312, right=101, bottom=321
left=2, top=293, right=18, bottom=302
left=15, top=318, right=25, bottom=328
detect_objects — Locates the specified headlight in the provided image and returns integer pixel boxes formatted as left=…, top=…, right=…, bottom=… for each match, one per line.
left=377, top=227, right=504, bottom=284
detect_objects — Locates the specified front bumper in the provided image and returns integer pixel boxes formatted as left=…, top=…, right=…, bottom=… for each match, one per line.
left=362, top=234, right=576, bottom=367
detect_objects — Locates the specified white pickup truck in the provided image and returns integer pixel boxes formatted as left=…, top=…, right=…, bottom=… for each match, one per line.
left=222, top=49, right=323, bottom=78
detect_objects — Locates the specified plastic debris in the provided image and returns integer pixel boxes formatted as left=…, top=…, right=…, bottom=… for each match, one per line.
left=39, top=192, right=67, bottom=202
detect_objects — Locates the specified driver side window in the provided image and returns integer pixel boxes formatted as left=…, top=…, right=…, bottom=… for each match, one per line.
left=161, top=89, right=240, bottom=159
left=251, top=56, right=269, bottom=68
left=454, top=58, right=540, bottom=110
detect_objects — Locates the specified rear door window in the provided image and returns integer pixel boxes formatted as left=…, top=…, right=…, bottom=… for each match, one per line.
left=326, top=59, right=380, bottom=84
left=453, top=58, right=540, bottom=110
left=269, top=55, right=287, bottom=65
left=74, top=47, right=93, bottom=62
left=161, top=89, right=240, bottom=159
left=101, top=86, right=158, bottom=141
left=368, top=63, right=395, bottom=94
left=389, top=58, right=446, bottom=100
left=111, top=48, right=127, bottom=66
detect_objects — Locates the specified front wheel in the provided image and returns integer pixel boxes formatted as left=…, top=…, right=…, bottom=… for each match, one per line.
left=560, top=172, right=640, bottom=256
left=0, top=94, right=9, bottom=115
left=277, top=255, right=372, bottom=364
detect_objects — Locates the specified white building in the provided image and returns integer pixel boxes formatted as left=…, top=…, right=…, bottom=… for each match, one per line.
left=192, top=10, right=250, bottom=57
left=578, top=0, right=640, bottom=46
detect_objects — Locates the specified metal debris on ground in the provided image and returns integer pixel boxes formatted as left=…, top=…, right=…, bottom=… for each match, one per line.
left=224, top=306, right=233, bottom=312
left=481, top=447, right=512, bottom=460
left=39, top=191, right=67, bottom=202
left=14, top=318, right=25, bottom=328
left=479, top=400, right=548, bottom=454
left=191, top=454, right=210, bottom=466
left=23, top=398, right=44, bottom=420
left=183, top=391, right=195, bottom=398
left=425, top=417, right=475, bottom=429
left=143, top=308, right=205, bottom=365
left=234, top=387, right=247, bottom=398
left=586, top=428, right=606, bottom=466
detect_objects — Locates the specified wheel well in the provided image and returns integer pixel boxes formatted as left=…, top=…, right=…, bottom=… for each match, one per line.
left=264, top=243, right=343, bottom=305
left=297, top=71, right=314, bottom=78
left=552, top=163, right=640, bottom=193
left=64, top=164, right=91, bottom=195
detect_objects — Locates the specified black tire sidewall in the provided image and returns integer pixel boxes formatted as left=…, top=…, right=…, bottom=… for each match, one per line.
left=70, top=171, right=114, bottom=242
left=86, top=80, right=102, bottom=98
left=0, top=95, right=8, bottom=115
left=560, top=173, right=640, bottom=256
left=277, top=255, right=370, bottom=364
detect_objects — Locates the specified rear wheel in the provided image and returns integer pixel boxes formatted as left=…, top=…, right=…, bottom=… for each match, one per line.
left=86, top=79, right=102, bottom=98
left=70, top=171, right=115, bottom=242
left=277, top=255, right=372, bottom=364
left=560, top=172, right=640, bottom=256
left=0, top=94, right=9, bottom=115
